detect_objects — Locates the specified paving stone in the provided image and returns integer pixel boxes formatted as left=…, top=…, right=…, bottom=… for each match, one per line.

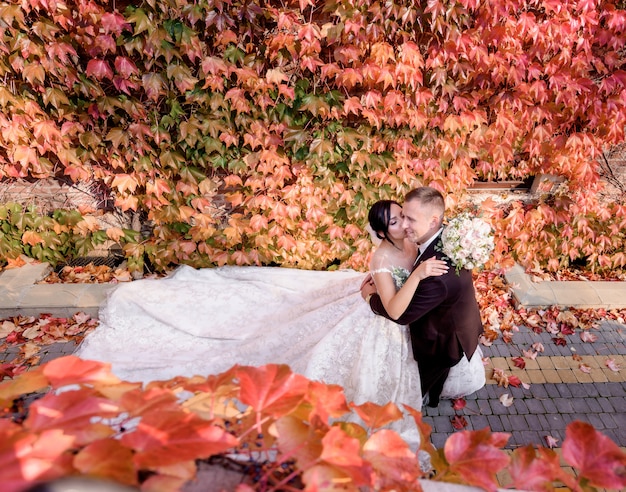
left=525, top=369, right=546, bottom=384
left=606, top=382, right=626, bottom=397
left=487, top=415, right=505, bottom=432
left=545, top=413, right=567, bottom=430
left=558, top=370, right=579, bottom=383
left=432, top=416, right=454, bottom=433
left=570, top=398, right=591, bottom=413
left=569, top=383, right=597, bottom=398
left=599, top=413, right=618, bottom=429
left=553, top=398, right=574, bottom=413
left=489, top=400, right=511, bottom=415
left=555, top=383, right=573, bottom=397
left=467, top=415, right=489, bottom=431
left=608, top=396, right=626, bottom=412
left=512, top=399, right=529, bottom=415
left=597, top=397, right=615, bottom=412
left=585, top=399, right=604, bottom=413
left=524, top=398, right=546, bottom=414
left=517, top=430, right=543, bottom=447
left=529, top=384, right=549, bottom=398
left=585, top=413, right=605, bottom=430
left=524, top=413, right=541, bottom=430
left=536, top=414, right=552, bottom=431
left=509, top=415, right=529, bottom=431
left=474, top=399, right=492, bottom=415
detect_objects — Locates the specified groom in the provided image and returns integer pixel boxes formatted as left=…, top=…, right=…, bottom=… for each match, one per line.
left=361, top=187, right=484, bottom=407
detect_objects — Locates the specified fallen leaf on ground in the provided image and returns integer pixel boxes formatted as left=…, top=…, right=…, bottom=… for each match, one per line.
left=452, top=398, right=466, bottom=411
left=579, top=363, right=592, bottom=373
left=500, top=394, right=514, bottom=407
left=580, top=331, right=598, bottom=343
left=605, top=358, right=621, bottom=372
left=512, top=356, right=526, bottom=369
left=531, top=342, right=544, bottom=352
left=491, top=368, right=509, bottom=387
left=544, top=435, right=559, bottom=448
left=451, top=415, right=468, bottom=429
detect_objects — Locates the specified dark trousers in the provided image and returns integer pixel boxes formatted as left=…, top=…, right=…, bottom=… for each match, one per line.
left=417, top=356, right=455, bottom=404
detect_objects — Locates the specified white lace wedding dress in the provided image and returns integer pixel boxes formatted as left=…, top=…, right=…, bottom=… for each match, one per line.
left=76, top=265, right=485, bottom=449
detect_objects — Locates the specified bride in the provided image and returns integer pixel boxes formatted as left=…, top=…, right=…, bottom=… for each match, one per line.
left=76, top=200, right=485, bottom=448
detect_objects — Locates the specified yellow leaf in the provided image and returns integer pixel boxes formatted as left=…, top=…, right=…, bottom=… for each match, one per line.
left=106, top=227, right=125, bottom=241
left=22, top=230, right=44, bottom=246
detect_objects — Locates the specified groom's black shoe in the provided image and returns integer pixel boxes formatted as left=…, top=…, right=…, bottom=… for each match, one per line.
left=426, top=393, right=440, bottom=408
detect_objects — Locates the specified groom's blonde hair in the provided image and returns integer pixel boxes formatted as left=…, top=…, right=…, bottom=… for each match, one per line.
left=406, top=187, right=445, bottom=225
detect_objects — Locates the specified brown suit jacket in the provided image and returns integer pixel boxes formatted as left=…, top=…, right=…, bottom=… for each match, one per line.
left=370, top=235, right=483, bottom=370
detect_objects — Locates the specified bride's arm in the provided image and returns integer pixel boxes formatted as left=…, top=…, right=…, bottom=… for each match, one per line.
left=372, top=258, right=448, bottom=320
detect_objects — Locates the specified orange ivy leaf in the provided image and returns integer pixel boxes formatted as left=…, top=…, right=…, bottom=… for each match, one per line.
left=319, top=426, right=370, bottom=486
left=42, top=356, right=120, bottom=387
left=362, top=429, right=421, bottom=488
left=562, top=421, right=626, bottom=489
left=236, top=364, right=309, bottom=417
left=349, top=401, right=403, bottom=430
left=0, top=368, right=49, bottom=406
left=122, top=410, right=238, bottom=468
left=73, top=439, right=137, bottom=486
left=25, top=389, right=119, bottom=444
left=0, top=428, right=75, bottom=491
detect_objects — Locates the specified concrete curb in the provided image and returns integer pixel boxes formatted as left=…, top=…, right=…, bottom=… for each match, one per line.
left=1, top=262, right=625, bottom=318
left=504, top=263, right=626, bottom=309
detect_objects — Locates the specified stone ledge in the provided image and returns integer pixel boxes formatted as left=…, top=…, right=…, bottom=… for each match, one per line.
left=1, top=262, right=625, bottom=318
left=504, top=264, right=626, bottom=309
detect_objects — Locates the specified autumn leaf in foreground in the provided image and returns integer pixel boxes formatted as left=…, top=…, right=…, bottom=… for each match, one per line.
left=443, top=428, right=510, bottom=491
left=562, top=421, right=626, bottom=489
left=362, top=429, right=421, bottom=489
left=508, top=445, right=569, bottom=491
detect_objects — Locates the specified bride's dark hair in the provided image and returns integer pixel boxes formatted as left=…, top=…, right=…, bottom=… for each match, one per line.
left=368, top=200, right=401, bottom=244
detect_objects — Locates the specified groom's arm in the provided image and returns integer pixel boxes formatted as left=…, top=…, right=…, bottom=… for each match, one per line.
left=369, top=277, right=447, bottom=324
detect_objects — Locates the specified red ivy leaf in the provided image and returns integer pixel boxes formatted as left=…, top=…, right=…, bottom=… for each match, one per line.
left=452, top=398, right=466, bottom=411
left=552, top=337, right=567, bottom=346
left=562, top=421, right=626, bottom=489
left=451, top=415, right=468, bottom=430
left=444, top=428, right=510, bottom=490
left=86, top=59, right=113, bottom=80
left=509, top=445, right=568, bottom=491
left=507, top=375, right=522, bottom=388
left=512, top=356, right=526, bottom=369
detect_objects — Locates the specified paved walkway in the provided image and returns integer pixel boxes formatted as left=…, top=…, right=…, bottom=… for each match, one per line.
left=1, top=262, right=625, bottom=454
left=425, top=319, right=626, bottom=450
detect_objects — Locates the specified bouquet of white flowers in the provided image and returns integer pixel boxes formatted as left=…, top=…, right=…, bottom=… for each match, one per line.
left=438, top=212, right=494, bottom=272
